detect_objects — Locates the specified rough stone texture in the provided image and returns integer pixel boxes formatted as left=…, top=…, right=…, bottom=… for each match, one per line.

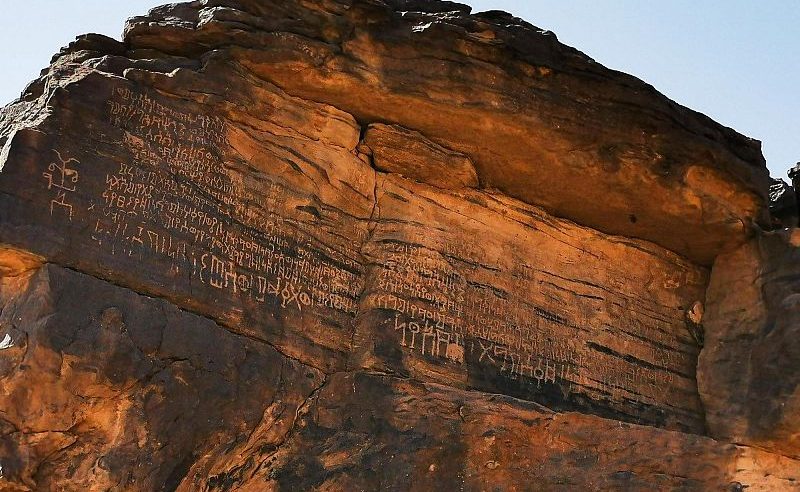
left=0, top=27, right=709, bottom=432
left=360, top=123, right=479, bottom=189
left=234, top=372, right=800, bottom=492
left=770, top=177, right=798, bottom=228
left=0, top=0, right=797, bottom=490
left=0, top=263, right=324, bottom=490
left=699, top=229, right=800, bottom=459
left=2, top=65, right=374, bottom=373
left=123, top=0, right=771, bottom=265
left=353, top=174, right=708, bottom=432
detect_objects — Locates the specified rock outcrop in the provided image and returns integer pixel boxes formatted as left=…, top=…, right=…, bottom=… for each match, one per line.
left=699, top=230, right=800, bottom=460
left=0, top=0, right=797, bottom=490
left=769, top=178, right=797, bottom=228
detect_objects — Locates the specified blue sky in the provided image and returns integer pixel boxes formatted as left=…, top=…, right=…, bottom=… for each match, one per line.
left=1, top=1, right=797, bottom=178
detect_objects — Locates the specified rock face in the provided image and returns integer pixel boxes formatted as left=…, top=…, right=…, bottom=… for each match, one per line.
left=769, top=178, right=797, bottom=228
left=0, top=263, right=324, bottom=490
left=0, top=0, right=797, bottom=490
left=699, top=230, right=800, bottom=459
left=360, top=123, right=479, bottom=189
left=121, top=0, right=771, bottom=266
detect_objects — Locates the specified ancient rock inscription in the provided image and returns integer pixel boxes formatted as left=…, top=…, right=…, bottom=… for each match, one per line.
left=25, top=80, right=371, bottom=370
left=374, top=241, right=584, bottom=390
left=23, top=81, right=704, bottom=428
left=359, top=180, right=707, bottom=431
left=98, top=87, right=362, bottom=315
left=43, top=150, right=79, bottom=220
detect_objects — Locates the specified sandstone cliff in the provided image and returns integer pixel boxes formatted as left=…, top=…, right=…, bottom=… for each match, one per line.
left=0, top=1, right=797, bottom=490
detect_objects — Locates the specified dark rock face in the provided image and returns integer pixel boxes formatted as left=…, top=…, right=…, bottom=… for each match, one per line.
left=769, top=178, right=797, bottom=228
left=0, top=0, right=797, bottom=490
left=0, top=263, right=323, bottom=490
left=220, top=372, right=799, bottom=491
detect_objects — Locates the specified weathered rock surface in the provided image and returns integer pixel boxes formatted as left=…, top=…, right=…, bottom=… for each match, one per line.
left=360, top=123, right=479, bottom=189
left=769, top=178, right=797, bottom=228
left=203, top=372, right=800, bottom=491
left=0, top=0, right=797, bottom=490
left=353, top=174, right=708, bottom=432
left=0, top=261, right=324, bottom=490
left=124, top=0, right=771, bottom=265
left=699, top=230, right=800, bottom=459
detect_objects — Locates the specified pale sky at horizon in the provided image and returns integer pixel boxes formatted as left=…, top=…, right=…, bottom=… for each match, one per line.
left=0, top=1, right=797, bottom=179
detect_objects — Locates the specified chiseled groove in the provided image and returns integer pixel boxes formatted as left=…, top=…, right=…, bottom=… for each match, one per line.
left=602, top=322, right=698, bottom=358
left=538, top=268, right=681, bottom=326
left=586, top=341, right=693, bottom=379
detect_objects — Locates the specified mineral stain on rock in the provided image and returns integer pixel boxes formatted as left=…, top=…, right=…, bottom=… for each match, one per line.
left=0, top=0, right=798, bottom=490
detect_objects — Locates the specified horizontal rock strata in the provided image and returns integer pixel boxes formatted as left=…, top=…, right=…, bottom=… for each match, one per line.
left=246, top=372, right=800, bottom=491
left=0, top=63, right=707, bottom=432
left=124, top=0, right=770, bottom=265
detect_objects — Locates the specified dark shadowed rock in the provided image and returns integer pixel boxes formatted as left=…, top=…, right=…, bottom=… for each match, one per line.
left=769, top=177, right=797, bottom=228
left=0, top=263, right=323, bottom=490
left=209, top=372, right=799, bottom=490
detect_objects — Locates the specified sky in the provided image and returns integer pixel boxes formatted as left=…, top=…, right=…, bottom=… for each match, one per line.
left=0, top=1, right=797, bottom=178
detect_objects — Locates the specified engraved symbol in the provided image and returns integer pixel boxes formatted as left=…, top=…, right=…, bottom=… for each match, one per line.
left=43, top=149, right=79, bottom=220
left=478, top=340, right=495, bottom=363
left=0, top=334, right=14, bottom=350
left=445, top=343, right=464, bottom=363
left=280, top=281, right=312, bottom=310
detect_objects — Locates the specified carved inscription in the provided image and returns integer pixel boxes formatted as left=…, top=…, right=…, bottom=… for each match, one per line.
left=43, top=150, right=79, bottom=220
left=366, top=211, right=704, bottom=428
left=375, top=241, right=586, bottom=392
left=28, top=82, right=702, bottom=427
left=100, top=87, right=363, bottom=315
left=38, top=86, right=365, bottom=331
